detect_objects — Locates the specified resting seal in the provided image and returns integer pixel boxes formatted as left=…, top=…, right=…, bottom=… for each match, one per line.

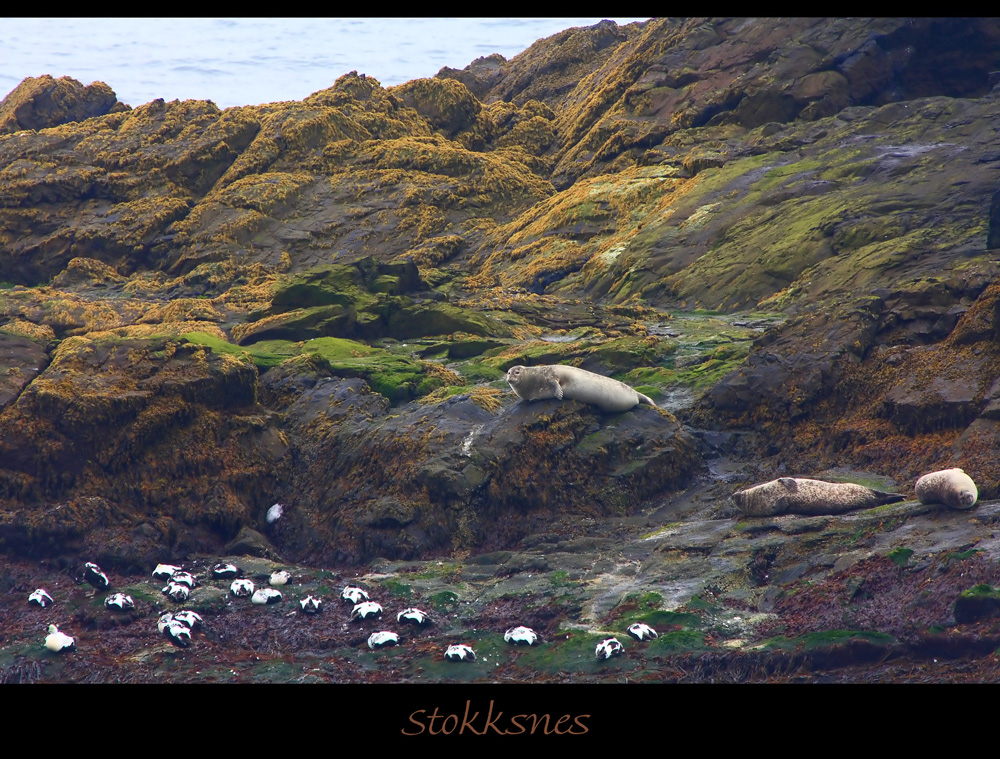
left=506, top=364, right=657, bottom=413
left=914, top=468, right=978, bottom=510
left=732, top=477, right=906, bottom=517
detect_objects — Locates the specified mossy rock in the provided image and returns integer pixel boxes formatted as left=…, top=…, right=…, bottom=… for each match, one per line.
left=954, top=584, right=1000, bottom=624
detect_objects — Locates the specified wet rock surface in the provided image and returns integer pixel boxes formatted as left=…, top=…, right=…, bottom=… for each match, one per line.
left=4, top=18, right=1000, bottom=682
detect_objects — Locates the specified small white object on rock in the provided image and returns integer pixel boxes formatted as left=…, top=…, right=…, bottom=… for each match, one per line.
left=266, top=503, right=284, bottom=523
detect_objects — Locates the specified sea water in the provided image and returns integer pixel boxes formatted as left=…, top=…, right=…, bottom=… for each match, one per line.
left=0, top=17, right=650, bottom=109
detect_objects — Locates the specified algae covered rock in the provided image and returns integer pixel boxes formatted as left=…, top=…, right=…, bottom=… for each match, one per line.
left=0, top=75, right=123, bottom=134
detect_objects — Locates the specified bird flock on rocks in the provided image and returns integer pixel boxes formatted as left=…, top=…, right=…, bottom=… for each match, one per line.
left=28, top=560, right=661, bottom=664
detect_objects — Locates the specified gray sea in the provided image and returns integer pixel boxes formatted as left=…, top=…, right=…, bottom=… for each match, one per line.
left=0, top=17, right=650, bottom=109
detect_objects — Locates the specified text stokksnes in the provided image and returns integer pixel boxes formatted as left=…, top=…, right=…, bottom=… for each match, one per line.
left=403, top=700, right=589, bottom=735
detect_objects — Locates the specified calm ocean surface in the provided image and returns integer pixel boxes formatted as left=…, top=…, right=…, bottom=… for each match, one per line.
left=1, top=18, right=650, bottom=109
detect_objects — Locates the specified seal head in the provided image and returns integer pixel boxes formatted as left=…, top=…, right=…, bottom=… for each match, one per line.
left=914, top=468, right=978, bottom=510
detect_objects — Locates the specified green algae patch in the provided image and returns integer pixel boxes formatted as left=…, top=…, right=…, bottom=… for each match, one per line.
left=954, top=584, right=1000, bottom=624
left=301, top=337, right=458, bottom=402
left=888, top=547, right=914, bottom=567
left=760, top=630, right=895, bottom=651
left=181, top=331, right=297, bottom=369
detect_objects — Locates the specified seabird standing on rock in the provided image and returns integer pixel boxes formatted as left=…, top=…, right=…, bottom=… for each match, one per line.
left=269, top=571, right=291, bottom=586
left=105, top=593, right=134, bottom=611
left=350, top=601, right=383, bottom=621
left=230, top=579, right=254, bottom=597
left=504, top=626, right=538, bottom=645
left=252, top=588, right=283, bottom=605
left=45, top=625, right=75, bottom=652
left=341, top=586, right=369, bottom=604
left=627, top=623, right=658, bottom=641
left=152, top=564, right=182, bottom=581
left=29, top=589, right=54, bottom=607
left=595, top=638, right=624, bottom=660
left=367, top=631, right=399, bottom=649
left=299, top=596, right=323, bottom=614
left=164, top=620, right=192, bottom=647
left=212, top=563, right=239, bottom=579
left=397, top=607, right=431, bottom=626
left=163, top=581, right=191, bottom=602
left=444, top=644, right=476, bottom=662
left=172, top=610, right=203, bottom=629
left=84, top=562, right=110, bottom=590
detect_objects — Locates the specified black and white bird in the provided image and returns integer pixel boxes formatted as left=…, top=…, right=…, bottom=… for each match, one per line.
left=367, top=631, right=399, bottom=649
left=105, top=593, right=134, bottom=611
left=595, top=638, right=624, bottom=660
left=504, top=626, right=538, bottom=645
left=350, top=601, right=383, bottom=621
left=444, top=644, right=476, bottom=662
left=341, top=586, right=369, bottom=604
left=157, top=612, right=176, bottom=634
left=397, top=607, right=431, bottom=626
left=83, top=562, right=110, bottom=590
left=152, top=564, right=182, bottom=581
left=162, top=581, right=190, bottom=602
left=29, top=589, right=53, bottom=607
left=269, top=570, right=291, bottom=586
left=251, top=588, right=282, bottom=605
left=45, top=624, right=75, bottom=652
left=230, top=579, right=254, bottom=597
left=172, top=610, right=203, bottom=629
left=169, top=571, right=198, bottom=588
left=627, top=623, right=658, bottom=641
left=212, top=563, right=239, bottom=579
left=163, top=619, right=192, bottom=647
left=299, top=596, right=323, bottom=614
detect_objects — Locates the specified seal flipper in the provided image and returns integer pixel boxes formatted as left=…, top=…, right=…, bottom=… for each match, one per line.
left=869, top=488, right=906, bottom=505
left=551, top=379, right=563, bottom=400
left=636, top=392, right=657, bottom=408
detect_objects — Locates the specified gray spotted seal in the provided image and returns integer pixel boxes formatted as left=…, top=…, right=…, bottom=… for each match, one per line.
left=732, top=477, right=906, bottom=517
left=506, top=364, right=657, bottom=413
left=914, top=468, right=978, bottom=510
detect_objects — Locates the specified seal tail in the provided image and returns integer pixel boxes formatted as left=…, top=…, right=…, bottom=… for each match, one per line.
left=637, top=392, right=658, bottom=408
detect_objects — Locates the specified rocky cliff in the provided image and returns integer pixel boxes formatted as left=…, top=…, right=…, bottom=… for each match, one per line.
left=3, top=18, right=1000, bottom=683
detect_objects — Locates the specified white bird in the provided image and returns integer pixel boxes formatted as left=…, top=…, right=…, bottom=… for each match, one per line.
left=627, top=623, right=658, bottom=641
left=595, top=638, right=624, bottom=660
left=350, top=601, right=383, bottom=621
left=172, top=610, right=203, bottom=629
left=162, top=581, right=190, bottom=602
left=367, top=631, right=399, bottom=649
left=299, top=596, right=323, bottom=614
left=212, top=563, right=239, bottom=579
left=504, top=626, right=538, bottom=645
left=45, top=625, right=75, bottom=652
left=105, top=593, right=134, bottom=611
left=266, top=503, right=283, bottom=523
left=444, top=644, right=476, bottom=662
left=251, top=588, right=283, bottom=605
left=152, top=564, right=182, bottom=581
left=269, top=571, right=291, bottom=586
left=29, top=589, right=53, bottom=607
left=84, top=562, right=109, bottom=590
left=164, top=620, right=192, bottom=647
left=230, top=579, right=254, bottom=597
left=341, top=586, right=369, bottom=604
left=397, top=607, right=431, bottom=626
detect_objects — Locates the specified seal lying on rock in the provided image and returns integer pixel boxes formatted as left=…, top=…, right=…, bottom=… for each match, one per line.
left=732, top=477, right=906, bottom=517
left=506, top=364, right=657, bottom=413
left=914, top=468, right=978, bottom=510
